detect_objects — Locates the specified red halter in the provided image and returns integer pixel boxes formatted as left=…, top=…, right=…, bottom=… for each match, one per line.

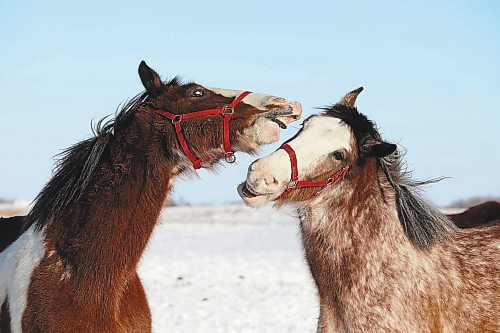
left=155, top=91, right=251, bottom=169
left=274, top=143, right=350, bottom=200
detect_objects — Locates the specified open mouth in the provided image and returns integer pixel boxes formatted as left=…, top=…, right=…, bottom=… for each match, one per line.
left=264, top=109, right=301, bottom=130
left=237, top=182, right=275, bottom=207
left=269, top=118, right=287, bottom=129
left=240, top=182, right=259, bottom=198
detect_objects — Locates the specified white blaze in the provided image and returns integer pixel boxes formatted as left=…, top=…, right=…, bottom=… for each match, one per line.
left=207, top=87, right=281, bottom=111
left=257, top=116, right=352, bottom=184
left=287, top=116, right=352, bottom=176
left=241, top=115, right=353, bottom=206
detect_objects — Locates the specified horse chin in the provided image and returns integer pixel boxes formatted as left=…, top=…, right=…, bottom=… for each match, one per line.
left=237, top=183, right=272, bottom=207
left=249, top=102, right=302, bottom=146
left=257, top=118, right=281, bottom=144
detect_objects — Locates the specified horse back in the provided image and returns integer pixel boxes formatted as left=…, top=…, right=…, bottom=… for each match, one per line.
left=449, top=201, right=500, bottom=228
left=0, top=216, right=25, bottom=253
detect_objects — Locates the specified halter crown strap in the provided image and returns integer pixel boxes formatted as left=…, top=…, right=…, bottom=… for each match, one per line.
left=155, top=91, right=251, bottom=169
left=275, top=143, right=349, bottom=200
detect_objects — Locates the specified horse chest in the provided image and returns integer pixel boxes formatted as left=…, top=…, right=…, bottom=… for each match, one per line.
left=300, top=212, right=433, bottom=332
left=0, top=226, right=46, bottom=333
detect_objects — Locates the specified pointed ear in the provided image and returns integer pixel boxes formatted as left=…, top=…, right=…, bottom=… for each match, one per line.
left=138, top=61, right=163, bottom=96
left=361, top=141, right=397, bottom=158
left=339, top=87, right=363, bottom=108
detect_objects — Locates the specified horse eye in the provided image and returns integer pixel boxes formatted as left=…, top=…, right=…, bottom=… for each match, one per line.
left=332, top=151, right=345, bottom=161
left=192, top=89, right=205, bottom=97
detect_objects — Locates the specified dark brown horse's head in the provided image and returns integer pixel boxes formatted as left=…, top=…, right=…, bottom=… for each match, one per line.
left=136, top=61, right=302, bottom=169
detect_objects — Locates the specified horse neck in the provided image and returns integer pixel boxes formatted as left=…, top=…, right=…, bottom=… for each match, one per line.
left=299, top=161, right=499, bottom=332
left=45, top=115, right=176, bottom=283
left=298, top=159, right=423, bottom=300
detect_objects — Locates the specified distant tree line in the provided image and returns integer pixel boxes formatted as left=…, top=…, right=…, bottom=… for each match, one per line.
left=0, top=197, right=12, bottom=204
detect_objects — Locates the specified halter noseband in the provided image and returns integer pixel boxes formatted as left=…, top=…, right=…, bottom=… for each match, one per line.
left=274, top=143, right=350, bottom=200
left=155, top=91, right=251, bottom=169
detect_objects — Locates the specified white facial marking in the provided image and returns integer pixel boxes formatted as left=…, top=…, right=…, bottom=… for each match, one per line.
left=207, top=87, right=277, bottom=111
left=286, top=116, right=351, bottom=176
left=241, top=116, right=352, bottom=205
left=205, top=87, right=302, bottom=153
left=0, top=225, right=46, bottom=333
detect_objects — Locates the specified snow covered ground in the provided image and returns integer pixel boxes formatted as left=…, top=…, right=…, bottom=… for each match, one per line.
left=141, top=205, right=318, bottom=333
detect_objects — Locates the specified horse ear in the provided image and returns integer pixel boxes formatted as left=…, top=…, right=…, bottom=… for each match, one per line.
left=138, top=61, right=163, bottom=96
left=361, top=140, right=397, bottom=158
left=339, top=87, right=364, bottom=108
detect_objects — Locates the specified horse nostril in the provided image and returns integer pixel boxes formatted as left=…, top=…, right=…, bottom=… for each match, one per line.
left=265, top=176, right=278, bottom=186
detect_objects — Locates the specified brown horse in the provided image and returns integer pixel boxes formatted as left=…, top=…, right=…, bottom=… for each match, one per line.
left=448, top=201, right=500, bottom=228
left=0, top=216, right=24, bottom=253
left=0, top=61, right=301, bottom=333
left=239, top=88, right=499, bottom=332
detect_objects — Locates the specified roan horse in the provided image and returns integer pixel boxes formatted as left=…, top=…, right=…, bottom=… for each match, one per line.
left=0, top=61, right=301, bottom=333
left=239, top=88, right=499, bottom=332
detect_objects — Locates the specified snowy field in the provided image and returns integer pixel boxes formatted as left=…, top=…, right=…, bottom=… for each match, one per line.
left=0, top=203, right=464, bottom=332
left=141, top=205, right=318, bottom=333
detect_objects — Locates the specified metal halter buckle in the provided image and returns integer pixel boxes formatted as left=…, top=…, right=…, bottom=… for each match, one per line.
left=223, top=106, right=234, bottom=115
left=224, top=153, right=236, bottom=163
left=287, top=180, right=298, bottom=189
left=171, top=115, right=182, bottom=124
left=315, top=186, right=327, bottom=196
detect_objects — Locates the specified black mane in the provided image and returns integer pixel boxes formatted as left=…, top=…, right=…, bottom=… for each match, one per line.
left=24, top=91, right=149, bottom=232
left=322, top=104, right=456, bottom=249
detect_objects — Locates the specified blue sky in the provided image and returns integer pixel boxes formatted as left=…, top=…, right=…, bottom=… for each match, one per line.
left=1, top=0, right=499, bottom=206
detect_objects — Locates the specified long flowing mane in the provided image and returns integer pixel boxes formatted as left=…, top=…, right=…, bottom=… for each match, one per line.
left=23, top=91, right=149, bottom=232
left=323, top=105, right=456, bottom=249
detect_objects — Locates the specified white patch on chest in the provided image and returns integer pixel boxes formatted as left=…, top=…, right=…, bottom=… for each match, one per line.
left=0, top=225, right=46, bottom=333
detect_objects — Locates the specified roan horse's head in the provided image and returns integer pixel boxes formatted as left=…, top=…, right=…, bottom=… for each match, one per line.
left=137, top=61, right=302, bottom=169
left=239, top=87, right=397, bottom=207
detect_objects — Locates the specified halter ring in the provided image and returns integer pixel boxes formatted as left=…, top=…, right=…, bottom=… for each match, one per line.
left=171, top=115, right=182, bottom=124
left=224, top=153, right=236, bottom=163
left=223, top=106, right=235, bottom=115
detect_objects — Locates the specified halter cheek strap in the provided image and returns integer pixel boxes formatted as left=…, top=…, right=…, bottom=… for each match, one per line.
left=274, top=143, right=349, bottom=200
left=155, top=91, right=251, bottom=169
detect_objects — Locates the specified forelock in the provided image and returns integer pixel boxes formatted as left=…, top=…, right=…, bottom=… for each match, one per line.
left=321, top=104, right=382, bottom=149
